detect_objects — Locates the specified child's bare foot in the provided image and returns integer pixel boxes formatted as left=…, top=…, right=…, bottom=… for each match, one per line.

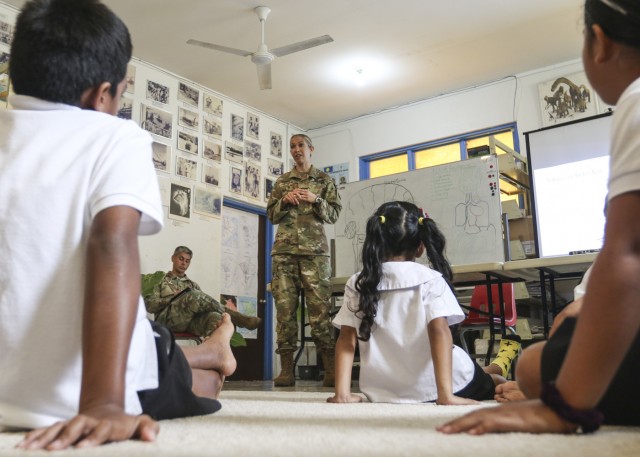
left=199, top=313, right=237, bottom=376
left=494, top=381, right=527, bottom=403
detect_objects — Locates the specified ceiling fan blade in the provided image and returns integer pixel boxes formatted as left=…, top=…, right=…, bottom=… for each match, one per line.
left=257, top=63, right=272, bottom=90
left=186, top=39, right=252, bottom=57
left=271, top=35, right=333, bottom=58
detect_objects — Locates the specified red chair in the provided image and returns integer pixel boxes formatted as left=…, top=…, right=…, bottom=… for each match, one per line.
left=458, top=283, right=517, bottom=358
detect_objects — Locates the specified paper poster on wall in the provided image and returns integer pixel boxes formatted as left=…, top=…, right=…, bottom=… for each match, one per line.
left=220, top=209, right=259, bottom=297
left=538, top=71, right=598, bottom=128
left=324, top=162, right=349, bottom=185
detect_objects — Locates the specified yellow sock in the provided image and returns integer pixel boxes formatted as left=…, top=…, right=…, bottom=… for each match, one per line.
left=490, top=336, right=522, bottom=378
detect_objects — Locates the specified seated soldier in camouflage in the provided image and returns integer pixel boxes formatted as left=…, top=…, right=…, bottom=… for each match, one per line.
left=145, top=246, right=261, bottom=337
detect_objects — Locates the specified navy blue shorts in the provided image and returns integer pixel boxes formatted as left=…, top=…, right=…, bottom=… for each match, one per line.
left=137, top=322, right=221, bottom=420
left=454, top=360, right=496, bottom=401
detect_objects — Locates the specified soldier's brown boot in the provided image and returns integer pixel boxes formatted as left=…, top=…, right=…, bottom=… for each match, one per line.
left=225, top=308, right=262, bottom=330
left=321, top=350, right=335, bottom=388
left=274, top=351, right=295, bottom=387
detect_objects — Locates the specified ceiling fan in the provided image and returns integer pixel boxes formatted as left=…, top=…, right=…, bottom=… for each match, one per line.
left=187, top=6, right=333, bottom=90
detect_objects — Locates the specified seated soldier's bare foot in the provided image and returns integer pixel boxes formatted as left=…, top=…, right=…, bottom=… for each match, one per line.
left=200, top=313, right=237, bottom=376
left=494, top=380, right=527, bottom=403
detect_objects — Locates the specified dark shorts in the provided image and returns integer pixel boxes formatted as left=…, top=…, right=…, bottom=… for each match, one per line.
left=541, top=317, right=640, bottom=425
left=454, top=360, right=496, bottom=401
left=137, top=321, right=221, bottom=420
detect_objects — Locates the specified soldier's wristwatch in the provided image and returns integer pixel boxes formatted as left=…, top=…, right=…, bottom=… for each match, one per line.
left=314, top=196, right=324, bottom=205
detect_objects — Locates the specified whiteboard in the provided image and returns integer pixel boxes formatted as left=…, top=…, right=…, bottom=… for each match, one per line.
left=334, top=155, right=504, bottom=277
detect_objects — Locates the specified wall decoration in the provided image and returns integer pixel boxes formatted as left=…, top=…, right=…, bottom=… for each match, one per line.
left=178, top=106, right=199, bottom=130
left=230, top=166, right=242, bottom=194
left=151, top=141, right=170, bottom=173
left=244, top=140, right=261, bottom=162
left=168, top=182, right=191, bottom=222
left=177, top=130, right=199, bottom=155
left=270, top=131, right=282, bottom=158
left=203, top=114, right=222, bottom=137
left=203, top=92, right=223, bottom=117
left=0, top=51, right=9, bottom=107
left=117, top=95, right=133, bottom=120
left=225, top=141, right=243, bottom=164
left=193, top=186, right=222, bottom=218
left=176, top=156, right=197, bottom=180
left=146, top=80, right=169, bottom=104
left=244, top=161, right=261, bottom=200
left=323, top=162, right=349, bottom=185
left=124, top=64, right=136, bottom=94
left=246, top=112, right=259, bottom=140
left=178, top=81, right=199, bottom=107
left=264, top=177, right=275, bottom=202
left=267, top=158, right=283, bottom=177
left=231, top=113, right=244, bottom=142
left=538, top=71, right=598, bottom=128
left=203, top=138, right=222, bottom=162
left=141, top=103, right=172, bottom=139
left=202, top=164, right=220, bottom=186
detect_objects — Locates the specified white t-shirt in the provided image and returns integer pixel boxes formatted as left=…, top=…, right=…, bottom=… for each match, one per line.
left=608, top=76, right=640, bottom=202
left=0, top=95, right=164, bottom=429
left=333, top=262, right=475, bottom=403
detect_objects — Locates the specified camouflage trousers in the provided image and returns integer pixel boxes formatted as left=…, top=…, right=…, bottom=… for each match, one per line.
left=155, top=289, right=224, bottom=337
left=271, top=254, right=334, bottom=354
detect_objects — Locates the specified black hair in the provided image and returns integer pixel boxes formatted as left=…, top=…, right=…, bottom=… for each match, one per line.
left=584, top=0, right=640, bottom=48
left=9, top=0, right=132, bottom=106
left=354, top=201, right=453, bottom=341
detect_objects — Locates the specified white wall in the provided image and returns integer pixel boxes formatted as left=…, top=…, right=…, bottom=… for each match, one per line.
left=306, top=59, right=594, bottom=179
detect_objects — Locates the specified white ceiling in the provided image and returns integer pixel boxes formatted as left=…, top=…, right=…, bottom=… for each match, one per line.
left=3, top=0, right=586, bottom=130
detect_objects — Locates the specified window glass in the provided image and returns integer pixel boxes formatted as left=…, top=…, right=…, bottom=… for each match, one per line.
left=369, top=154, right=408, bottom=178
left=415, top=143, right=461, bottom=169
left=466, top=131, right=514, bottom=154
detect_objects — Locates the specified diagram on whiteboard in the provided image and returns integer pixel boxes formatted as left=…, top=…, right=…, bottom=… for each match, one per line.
left=334, top=156, right=503, bottom=277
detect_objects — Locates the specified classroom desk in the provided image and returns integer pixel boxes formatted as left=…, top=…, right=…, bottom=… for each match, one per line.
left=500, top=253, right=596, bottom=337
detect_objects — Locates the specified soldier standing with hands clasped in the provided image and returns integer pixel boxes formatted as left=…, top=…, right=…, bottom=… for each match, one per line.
left=267, top=134, right=342, bottom=387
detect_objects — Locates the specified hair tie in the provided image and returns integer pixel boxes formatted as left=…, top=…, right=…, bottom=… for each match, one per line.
left=379, top=215, right=385, bottom=224
left=418, top=217, right=424, bottom=226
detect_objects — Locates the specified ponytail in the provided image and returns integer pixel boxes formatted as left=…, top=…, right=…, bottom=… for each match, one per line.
left=419, top=217, right=454, bottom=292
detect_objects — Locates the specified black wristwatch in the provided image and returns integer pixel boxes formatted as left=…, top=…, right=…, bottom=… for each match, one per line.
left=314, top=196, right=324, bottom=205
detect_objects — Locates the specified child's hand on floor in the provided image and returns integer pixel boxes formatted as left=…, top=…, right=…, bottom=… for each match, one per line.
left=436, top=395, right=481, bottom=406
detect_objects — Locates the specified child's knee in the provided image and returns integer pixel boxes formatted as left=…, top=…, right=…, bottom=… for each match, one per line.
left=514, top=342, right=545, bottom=398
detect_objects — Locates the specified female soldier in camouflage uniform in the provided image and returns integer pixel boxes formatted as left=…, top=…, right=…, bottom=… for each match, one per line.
left=267, top=134, right=342, bottom=387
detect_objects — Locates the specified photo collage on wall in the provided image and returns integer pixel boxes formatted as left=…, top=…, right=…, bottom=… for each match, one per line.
left=0, top=16, right=14, bottom=110
left=121, top=61, right=286, bottom=222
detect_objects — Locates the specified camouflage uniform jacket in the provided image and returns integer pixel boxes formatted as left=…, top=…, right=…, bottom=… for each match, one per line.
left=267, top=165, right=341, bottom=256
left=144, top=271, right=201, bottom=315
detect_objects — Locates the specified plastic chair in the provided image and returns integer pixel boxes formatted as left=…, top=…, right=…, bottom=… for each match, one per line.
left=173, top=331, right=203, bottom=345
left=458, top=283, right=517, bottom=358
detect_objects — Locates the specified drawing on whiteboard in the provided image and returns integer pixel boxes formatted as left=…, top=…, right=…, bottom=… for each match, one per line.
left=341, top=182, right=414, bottom=273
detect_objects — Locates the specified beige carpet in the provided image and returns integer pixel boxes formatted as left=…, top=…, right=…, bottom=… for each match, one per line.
left=1, top=390, right=639, bottom=456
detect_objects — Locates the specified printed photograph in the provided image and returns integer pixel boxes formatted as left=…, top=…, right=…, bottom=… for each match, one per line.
left=177, top=130, right=199, bottom=155
left=270, top=131, right=282, bottom=158
left=169, top=182, right=191, bottom=222
left=246, top=112, right=259, bottom=140
left=152, top=141, right=170, bottom=173
left=202, top=114, right=222, bottom=137
left=141, top=103, right=172, bottom=139
left=538, top=71, right=598, bottom=128
left=230, top=166, right=242, bottom=194
left=117, top=95, right=133, bottom=120
left=178, top=81, right=199, bottom=107
left=203, top=138, right=222, bottom=162
left=265, top=177, right=275, bottom=202
left=146, top=80, right=169, bottom=104
left=193, top=186, right=222, bottom=218
left=244, top=161, right=261, bottom=200
left=267, top=158, right=284, bottom=177
left=225, top=141, right=243, bottom=164
left=202, top=164, right=220, bottom=186
left=176, top=156, right=198, bottom=180
left=203, top=92, right=223, bottom=117
left=244, top=140, right=261, bottom=162
left=178, top=106, right=199, bottom=130
left=125, top=63, right=136, bottom=94
left=1, top=52, right=10, bottom=105
left=231, top=113, right=244, bottom=142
